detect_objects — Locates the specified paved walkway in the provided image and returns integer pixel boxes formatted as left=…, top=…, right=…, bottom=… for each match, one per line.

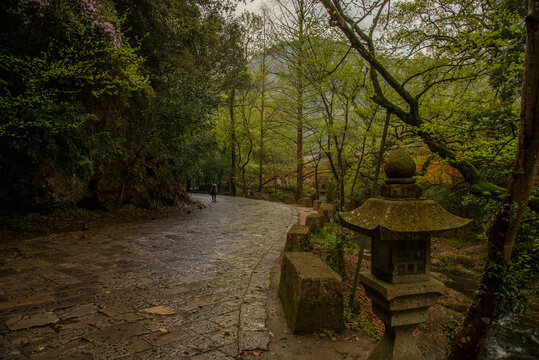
left=0, top=195, right=297, bottom=359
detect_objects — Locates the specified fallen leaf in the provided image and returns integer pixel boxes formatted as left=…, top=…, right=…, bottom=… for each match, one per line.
left=140, top=306, right=176, bottom=315
left=253, top=350, right=262, bottom=356
left=269, top=331, right=275, bottom=338
left=238, top=348, right=244, bottom=354
left=37, top=346, right=45, bottom=351
left=159, top=328, right=168, bottom=333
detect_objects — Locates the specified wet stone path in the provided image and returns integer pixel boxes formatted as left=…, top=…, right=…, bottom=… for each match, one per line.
left=0, top=195, right=297, bottom=359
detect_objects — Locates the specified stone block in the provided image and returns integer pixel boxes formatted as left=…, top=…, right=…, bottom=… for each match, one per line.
left=305, top=213, right=325, bottom=231
left=313, top=200, right=321, bottom=211
left=279, top=252, right=343, bottom=333
left=319, top=203, right=338, bottom=222
left=300, top=197, right=312, bottom=207
left=285, top=224, right=310, bottom=252
left=253, top=192, right=263, bottom=200
left=285, top=195, right=296, bottom=204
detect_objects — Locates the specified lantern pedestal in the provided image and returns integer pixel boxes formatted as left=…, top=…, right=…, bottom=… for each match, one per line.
left=359, top=272, right=444, bottom=360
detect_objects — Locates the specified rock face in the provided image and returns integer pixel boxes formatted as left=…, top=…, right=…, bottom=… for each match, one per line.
left=1, top=158, right=88, bottom=211
left=0, top=156, right=191, bottom=212
left=279, top=252, right=343, bottom=333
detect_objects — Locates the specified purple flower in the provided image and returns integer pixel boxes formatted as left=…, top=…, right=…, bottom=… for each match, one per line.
left=80, top=0, right=122, bottom=48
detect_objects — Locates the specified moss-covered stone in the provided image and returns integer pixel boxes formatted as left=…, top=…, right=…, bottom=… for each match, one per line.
left=278, top=252, right=343, bottom=333
left=284, top=225, right=310, bottom=252
left=384, top=149, right=416, bottom=179
left=305, top=213, right=325, bottom=231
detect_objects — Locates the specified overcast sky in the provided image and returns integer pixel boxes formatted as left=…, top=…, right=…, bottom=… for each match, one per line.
left=235, top=0, right=266, bottom=14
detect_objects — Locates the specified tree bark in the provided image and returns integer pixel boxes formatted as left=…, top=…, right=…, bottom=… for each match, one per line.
left=295, top=0, right=305, bottom=202
left=259, top=73, right=265, bottom=193
left=349, top=112, right=375, bottom=208
left=229, top=88, right=237, bottom=196
left=371, top=109, right=390, bottom=197
left=259, top=24, right=267, bottom=194
left=448, top=2, right=539, bottom=359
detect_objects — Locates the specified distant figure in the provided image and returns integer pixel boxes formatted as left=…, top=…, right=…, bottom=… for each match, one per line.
left=210, top=183, right=218, bottom=203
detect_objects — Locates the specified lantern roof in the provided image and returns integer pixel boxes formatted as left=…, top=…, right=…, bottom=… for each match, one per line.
left=340, top=149, right=472, bottom=239
left=340, top=198, right=472, bottom=239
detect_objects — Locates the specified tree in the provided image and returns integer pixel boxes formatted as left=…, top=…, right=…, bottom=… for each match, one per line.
left=303, top=37, right=369, bottom=208
left=319, top=0, right=527, bottom=200
left=270, top=0, right=321, bottom=201
left=448, top=1, right=539, bottom=358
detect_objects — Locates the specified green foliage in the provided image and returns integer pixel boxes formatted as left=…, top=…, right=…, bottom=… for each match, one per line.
left=496, top=210, right=539, bottom=315
left=0, top=0, right=148, bottom=208
left=318, top=329, right=336, bottom=341
left=310, top=222, right=346, bottom=277
left=0, top=0, right=244, bottom=210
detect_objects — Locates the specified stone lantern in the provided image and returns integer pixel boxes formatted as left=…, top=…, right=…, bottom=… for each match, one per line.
left=340, top=149, right=472, bottom=360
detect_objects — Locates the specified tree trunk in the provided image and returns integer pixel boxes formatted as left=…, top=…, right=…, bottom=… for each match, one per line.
left=371, top=110, right=390, bottom=197
left=229, top=88, right=237, bottom=196
left=116, top=170, right=129, bottom=213
left=349, top=113, right=375, bottom=208
left=259, top=50, right=266, bottom=193
left=338, top=150, right=345, bottom=208
left=296, top=0, right=305, bottom=202
left=259, top=84, right=265, bottom=193
left=448, top=2, right=539, bottom=358
left=296, top=92, right=303, bottom=202
left=315, top=152, right=320, bottom=199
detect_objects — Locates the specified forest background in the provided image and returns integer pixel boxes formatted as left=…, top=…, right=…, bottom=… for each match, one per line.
left=0, top=0, right=537, bottom=359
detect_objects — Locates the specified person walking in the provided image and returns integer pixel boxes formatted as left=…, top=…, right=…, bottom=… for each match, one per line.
left=210, top=183, right=218, bottom=203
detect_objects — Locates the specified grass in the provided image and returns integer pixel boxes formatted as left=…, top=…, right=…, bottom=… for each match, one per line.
left=318, top=329, right=336, bottom=341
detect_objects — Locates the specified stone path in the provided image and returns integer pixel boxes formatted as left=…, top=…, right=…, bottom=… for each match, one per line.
left=0, top=195, right=297, bottom=359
